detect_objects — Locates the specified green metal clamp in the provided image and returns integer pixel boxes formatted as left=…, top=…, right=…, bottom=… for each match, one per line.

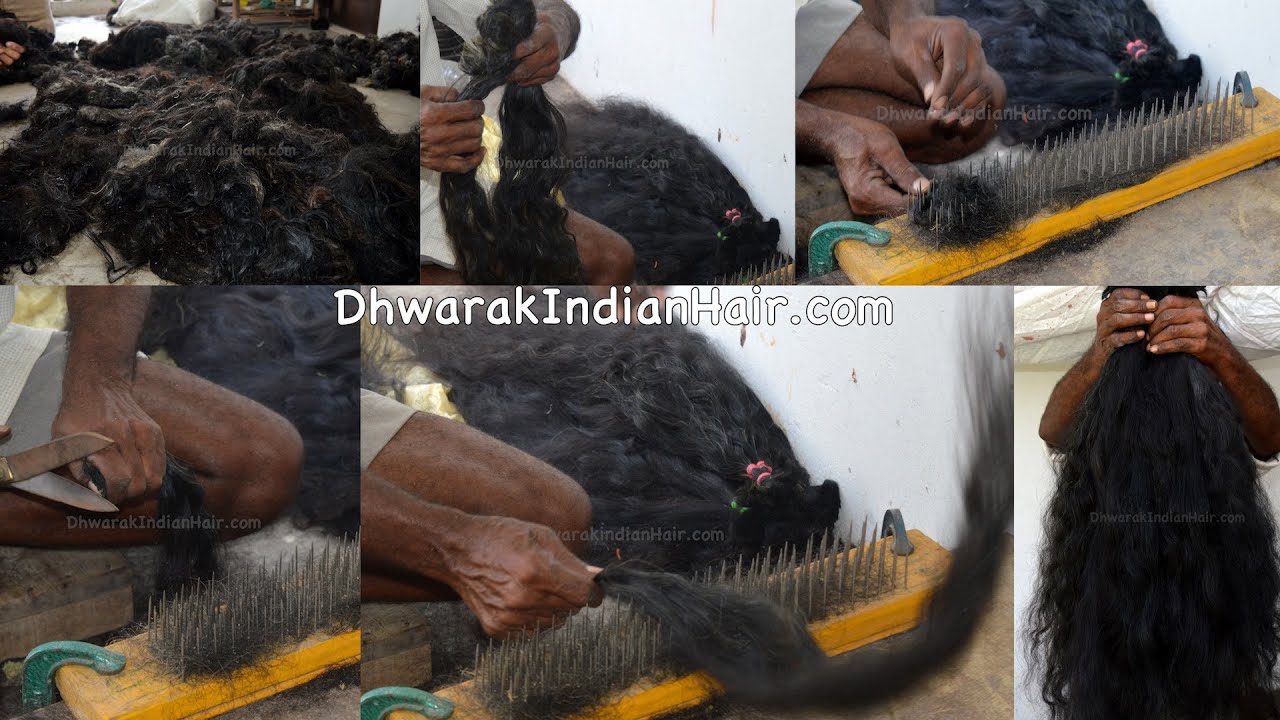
left=21, top=640, right=126, bottom=711
left=361, top=687, right=455, bottom=720
left=808, top=221, right=891, bottom=275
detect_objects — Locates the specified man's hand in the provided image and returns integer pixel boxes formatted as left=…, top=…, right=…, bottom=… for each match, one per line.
left=52, top=378, right=164, bottom=502
left=1091, top=288, right=1157, bottom=359
left=510, top=12, right=567, bottom=87
left=1146, top=295, right=1229, bottom=362
left=888, top=16, right=998, bottom=128
left=830, top=115, right=929, bottom=216
left=449, top=515, right=601, bottom=638
left=420, top=85, right=485, bottom=174
left=0, top=42, right=24, bottom=67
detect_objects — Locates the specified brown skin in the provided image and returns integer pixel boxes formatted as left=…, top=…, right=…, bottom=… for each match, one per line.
left=0, top=358, right=302, bottom=546
left=1040, top=289, right=1280, bottom=461
left=362, top=411, right=601, bottom=638
left=0, top=42, right=23, bottom=66
left=797, top=2, right=1005, bottom=215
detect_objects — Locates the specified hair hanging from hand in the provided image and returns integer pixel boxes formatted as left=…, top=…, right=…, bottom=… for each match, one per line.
left=438, top=0, right=583, bottom=284
left=1028, top=286, right=1280, bottom=720
left=938, top=0, right=1202, bottom=144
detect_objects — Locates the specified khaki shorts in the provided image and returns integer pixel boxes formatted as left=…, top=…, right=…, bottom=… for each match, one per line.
left=1, top=0, right=55, bottom=35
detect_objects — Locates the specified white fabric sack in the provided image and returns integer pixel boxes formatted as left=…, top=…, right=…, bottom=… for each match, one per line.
left=113, top=0, right=216, bottom=26
left=1015, top=286, right=1280, bottom=366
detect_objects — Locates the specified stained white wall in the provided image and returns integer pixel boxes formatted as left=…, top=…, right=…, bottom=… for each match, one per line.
left=377, top=0, right=418, bottom=36
left=557, top=0, right=796, bottom=257
left=1013, top=356, right=1280, bottom=720
left=1145, top=0, right=1279, bottom=95
left=666, top=286, right=1012, bottom=551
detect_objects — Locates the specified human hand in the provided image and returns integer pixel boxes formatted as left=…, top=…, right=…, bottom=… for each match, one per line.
left=1147, top=294, right=1228, bottom=363
left=420, top=85, right=486, bottom=173
left=510, top=10, right=569, bottom=87
left=1091, top=288, right=1157, bottom=359
left=888, top=16, right=1000, bottom=129
left=830, top=115, right=929, bottom=216
left=51, top=379, right=165, bottom=502
left=450, top=515, right=602, bottom=638
left=0, top=42, right=24, bottom=67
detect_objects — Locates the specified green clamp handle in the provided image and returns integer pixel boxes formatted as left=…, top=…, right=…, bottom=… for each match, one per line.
left=22, top=640, right=126, bottom=711
left=808, top=221, right=892, bottom=276
left=361, top=687, right=455, bottom=720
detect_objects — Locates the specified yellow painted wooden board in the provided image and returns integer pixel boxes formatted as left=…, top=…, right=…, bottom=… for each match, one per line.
left=835, top=88, right=1280, bottom=285
left=416, top=530, right=949, bottom=720
left=54, top=629, right=360, bottom=720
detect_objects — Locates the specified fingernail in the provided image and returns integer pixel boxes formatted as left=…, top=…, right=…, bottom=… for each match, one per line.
left=911, top=178, right=930, bottom=194
left=1145, top=313, right=1154, bottom=321
left=1147, top=301, right=1157, bottom=309
left=586, top=565, right=603, bottom=573
left=923, top=82, right=935, bottom=103
left=1149, top=344, right=1159, bottom=352
left=1137, top=330, right=1145, bottom=338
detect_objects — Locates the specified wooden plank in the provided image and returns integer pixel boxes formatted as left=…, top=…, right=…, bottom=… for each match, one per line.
left=360, top=604, right=432, bottom=690
left=835, top=87, right=1280, bottom=284
left=0, top=548, right=133, bottom=660
left=412, top=530, right=949, bottom=720
left=54, top=629, right=360, bottom=720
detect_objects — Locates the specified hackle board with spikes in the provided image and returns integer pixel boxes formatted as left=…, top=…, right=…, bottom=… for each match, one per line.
left=404, top=527, right=951, bottom=720
left=52, top=541, right=360, bottom=720
left=834, top=83, right=1280, bottom=284
left=713, top=255, right=796, bottom=286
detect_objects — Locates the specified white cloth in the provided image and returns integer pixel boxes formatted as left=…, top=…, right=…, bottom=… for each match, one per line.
left=421, top=0, right=490, bottom=268
left=360, top=389, right=418, bottom=470
left=795, top=0, right=861, bottom=97
left=0, top=287, right=55, bottom=425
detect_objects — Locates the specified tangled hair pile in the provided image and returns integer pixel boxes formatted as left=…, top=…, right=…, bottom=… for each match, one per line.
left=439, top=0, right=582, bottom=284
left=939, top=0, right=1201, bottom=144
left=0, top=10, right=73, bottom=84
left=140, top=287, right=361, bottom=535
left=0, top=18, right=418, bottom=283
left=561, top=100, right=783, bottom=283
left=1028, top=286, right=1280, bottom=719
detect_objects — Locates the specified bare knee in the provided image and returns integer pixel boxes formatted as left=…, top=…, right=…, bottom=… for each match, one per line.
left=567, top=209, right=635, bottom=285
left=230, top=410, right=303, bottom=532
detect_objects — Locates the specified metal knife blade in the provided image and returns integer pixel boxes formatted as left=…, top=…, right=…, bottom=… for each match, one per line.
left=7, top=471, right=119, bottom=512
left=0, top=432, right=114, bottom=484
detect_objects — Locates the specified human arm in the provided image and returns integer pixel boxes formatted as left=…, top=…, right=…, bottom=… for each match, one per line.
left=797, top=98, right=928, bottom=215
left=510, top=0, right=579, bottom=87
left=52, top=287, right=165, bottom=502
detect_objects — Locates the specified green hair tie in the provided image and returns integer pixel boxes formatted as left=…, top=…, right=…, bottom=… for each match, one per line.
left=730, top=499, right=749, bottom=513
left=1114, top=72, right=1131, bottom=83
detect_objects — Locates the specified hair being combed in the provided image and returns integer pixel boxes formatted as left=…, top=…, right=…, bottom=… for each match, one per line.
left=439, top=0, right=582, bottom=284
left=1028, top=287, right=1280, bottom=719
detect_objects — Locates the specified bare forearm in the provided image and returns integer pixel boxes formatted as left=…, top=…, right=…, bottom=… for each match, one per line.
left=1203, top=344, right=1280, bottom=459
left=64, top=287, right=150, bottom=386
left=1039, top=345, right=1108, bottom=449
left=361, top=468, right=479, bottom=589
left=861, top=0, right=936, bottom=35
left=533, top=0, right=579, bottom=58
left=797, top=98, right=853, bottom=161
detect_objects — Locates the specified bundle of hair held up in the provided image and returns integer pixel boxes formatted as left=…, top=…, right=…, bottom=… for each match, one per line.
left=439, top=0, right=581, bottom=284
left=1029, top=287, right=1280, bottom=719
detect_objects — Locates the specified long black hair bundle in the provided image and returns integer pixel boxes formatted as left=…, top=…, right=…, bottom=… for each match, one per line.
left=439, top=0, right=582, bottom=284
left=1028, top=286, right=1280, bottom=720
left=938, top=0, right=1202, bottom=144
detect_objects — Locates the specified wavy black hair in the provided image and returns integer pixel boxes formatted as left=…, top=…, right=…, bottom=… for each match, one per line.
left=561, top=100, right=784, bottom=283
left=939, top=0, right=1202, bottom=144
left=1028, top=286, right=1280, bottom=719
left=438, top=0, right=582, bottom=284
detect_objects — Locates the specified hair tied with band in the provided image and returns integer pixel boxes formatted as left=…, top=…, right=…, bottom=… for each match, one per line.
left=1126, top=39, right=1149, bottom=59
left=746, top=460, right=773, bottom=486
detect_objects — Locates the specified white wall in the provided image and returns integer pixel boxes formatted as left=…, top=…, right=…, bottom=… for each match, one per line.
left=667, top=286, right=1011, bottom=550
left=1145, top=0, right=1280, bottom=95
left=558, top=0, right=795, bottom=257
left=1013, top=356, right=1280, bottom=720
left=377, top=0, right=418, bottom=36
